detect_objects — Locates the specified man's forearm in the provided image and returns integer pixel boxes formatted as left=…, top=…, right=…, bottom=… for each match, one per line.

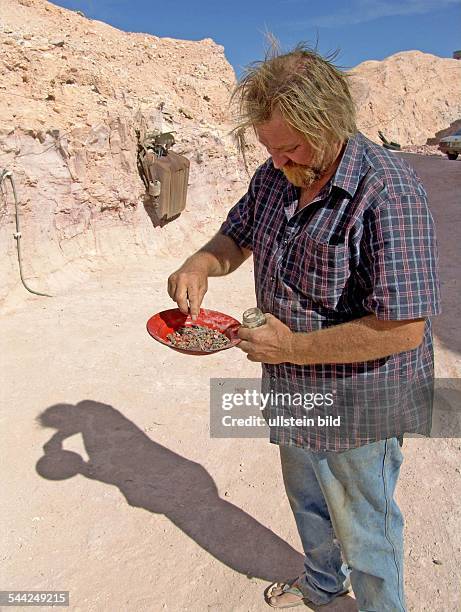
left=186, top=233, right=251, bottom=277
left=289, top=315, right=425, bottom=365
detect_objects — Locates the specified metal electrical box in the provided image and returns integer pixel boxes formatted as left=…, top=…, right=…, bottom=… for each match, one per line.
left=143, top=150, right=190, bottom=220
left=138, top=128, right=190, bottom=222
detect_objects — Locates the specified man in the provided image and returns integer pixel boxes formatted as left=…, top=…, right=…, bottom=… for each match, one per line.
left=167, top=43, right=440, bottom=611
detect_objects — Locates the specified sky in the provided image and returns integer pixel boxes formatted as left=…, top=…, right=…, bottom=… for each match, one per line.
left=50, top=0, right=460, bottom=74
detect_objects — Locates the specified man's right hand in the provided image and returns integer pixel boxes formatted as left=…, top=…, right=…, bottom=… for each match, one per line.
left=167, top=264, right=208, bottom=320
left=166, top=233, right=252, bottom=320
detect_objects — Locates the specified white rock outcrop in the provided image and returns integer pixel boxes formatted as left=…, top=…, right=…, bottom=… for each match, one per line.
left=350, top=50, right=461, bottom=146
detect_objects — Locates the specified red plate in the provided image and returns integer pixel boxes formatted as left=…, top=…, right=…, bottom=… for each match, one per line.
left=146, top=308, right=241, bottom=355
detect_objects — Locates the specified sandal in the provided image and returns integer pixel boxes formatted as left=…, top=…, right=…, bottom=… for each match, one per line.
left=264, top=578, right=307, bottom=609
left=264, top=577, right=351, bottom=609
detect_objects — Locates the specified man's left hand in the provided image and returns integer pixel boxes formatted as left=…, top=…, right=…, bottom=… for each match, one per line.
left=237, top=313, right=294, bottom=363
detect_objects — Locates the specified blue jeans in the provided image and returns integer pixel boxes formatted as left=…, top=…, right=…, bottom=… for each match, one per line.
left=279, top=437, right=406, bottom=612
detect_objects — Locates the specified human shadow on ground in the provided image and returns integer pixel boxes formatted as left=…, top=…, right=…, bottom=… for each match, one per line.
left=35, top=400, right=303, bottom=583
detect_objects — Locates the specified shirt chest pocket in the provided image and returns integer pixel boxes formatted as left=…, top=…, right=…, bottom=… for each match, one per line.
left=280, top=233, right=351, bottom=310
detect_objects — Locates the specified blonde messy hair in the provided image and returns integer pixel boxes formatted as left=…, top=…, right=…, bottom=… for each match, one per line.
left=231, top=39, right=357, bottom=160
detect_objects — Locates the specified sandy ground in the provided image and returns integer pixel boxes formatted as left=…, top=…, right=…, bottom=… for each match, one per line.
left=1, top=153, right=460, bottom=612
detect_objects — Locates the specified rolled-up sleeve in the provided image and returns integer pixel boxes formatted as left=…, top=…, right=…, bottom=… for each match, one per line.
left=218, top=166, right=262, bottom=251
left=362, top=194, right=442, bottom=320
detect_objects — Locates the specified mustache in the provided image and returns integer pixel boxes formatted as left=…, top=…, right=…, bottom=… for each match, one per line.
left=282, top=161, right=322, bottom=188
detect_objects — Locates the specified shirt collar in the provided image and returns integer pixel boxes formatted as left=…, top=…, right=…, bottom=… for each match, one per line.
left=277, top=131, right=367, bottom=205
left=330, top=131, right=367, bottom=197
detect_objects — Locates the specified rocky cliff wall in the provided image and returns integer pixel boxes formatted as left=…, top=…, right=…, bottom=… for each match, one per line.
left=0, top=0, right=259, bottom=303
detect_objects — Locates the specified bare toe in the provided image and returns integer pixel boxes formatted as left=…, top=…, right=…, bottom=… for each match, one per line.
left=269, top=590, right=304, bottom=607
left=266, top=581, right=305, bottom=608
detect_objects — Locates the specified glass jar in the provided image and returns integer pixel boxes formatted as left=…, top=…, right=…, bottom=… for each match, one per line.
left=242, top=307, right=266, bottom=329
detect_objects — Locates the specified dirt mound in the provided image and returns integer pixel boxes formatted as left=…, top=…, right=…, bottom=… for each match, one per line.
left=350, top=50, right=461, bottom=147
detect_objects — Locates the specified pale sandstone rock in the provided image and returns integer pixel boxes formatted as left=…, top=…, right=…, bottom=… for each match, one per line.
left=350, top=50, right=461, bottom=146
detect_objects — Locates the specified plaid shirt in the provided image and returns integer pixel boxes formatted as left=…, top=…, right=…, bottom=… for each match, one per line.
left=219, top=132, right=441, bottom=451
